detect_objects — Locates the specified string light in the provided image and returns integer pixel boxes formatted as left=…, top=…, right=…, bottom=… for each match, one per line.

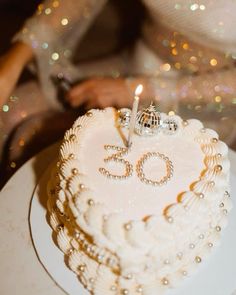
left=210, top=59, right=218, bottom=66
left=61, top=18, right=69, bottom=26
left=45, top=8, right=52, bottom=15
left=52, top=52, right=59, bottom=60
left=2, top=105, right=9, bottom=112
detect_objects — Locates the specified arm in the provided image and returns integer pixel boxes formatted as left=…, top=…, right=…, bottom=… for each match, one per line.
left=0, top=0, right=108, bottom=108
left=14, top=0, right=108, bottom=71
left=66, top=66, right=236, bottom=113
left=0, top=42, right=33, bottom=107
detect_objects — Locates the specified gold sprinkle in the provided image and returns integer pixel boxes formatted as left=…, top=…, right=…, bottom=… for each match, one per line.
left=195, top=256, right=202, bottom=263
left=215, top=164, right=223, bottom=172
left=211, top=137, right=218, bottom=143
left=162, top=278, right=169, bottom=285
left=69, top=134, right=76, bottom=140
left=72, top=168, right=78, bottom=175
left=209, top=181, right=215, bottom=187
left=137, top=286, right=143, bottom=293
left=88, top=199, right=94, bottom=206
left=78, top=264, right=85, bottom=272
left=198, top=193, right=205, bottom=199
left=86, top=111, right=93, bottom=117
left=124, top=223, right=132, bottom=231
left=216, top=226, right=221, bottom=232
left=167, top=216, right=174, bottom=223
left=68, top=248, right=73, bottom=254
left=61, top=18, right=68, bottom=26
left=210, top=59, right=218, bottom=66
left=79, top=184, right=85, bottom=190
left=182, top=120, right=188, bottom=126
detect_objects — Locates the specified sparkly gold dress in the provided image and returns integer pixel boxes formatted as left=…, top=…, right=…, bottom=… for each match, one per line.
left=1, top=0, right=236, bottom=164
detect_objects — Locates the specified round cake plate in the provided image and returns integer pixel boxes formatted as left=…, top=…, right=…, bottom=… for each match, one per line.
left=30, top=151, right=236, bottom=295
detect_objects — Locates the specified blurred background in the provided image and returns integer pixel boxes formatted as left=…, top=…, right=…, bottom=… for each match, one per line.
left=0, top=0, right=145, bottom=188
left=0, top=0, right=235, bottom=189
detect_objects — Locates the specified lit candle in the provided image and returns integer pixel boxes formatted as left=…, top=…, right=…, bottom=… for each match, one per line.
left=127, top=84, right=143, bottom=148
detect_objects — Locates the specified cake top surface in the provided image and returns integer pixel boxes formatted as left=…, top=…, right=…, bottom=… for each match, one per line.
left=59, top=107, right=228, bottom=225
left=48, top=106, right=231, bottom=292
left=74, top=108, right=204, bottom=220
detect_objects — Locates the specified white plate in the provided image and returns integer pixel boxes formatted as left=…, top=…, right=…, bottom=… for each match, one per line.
left=30, top=151, right=236, bottom=295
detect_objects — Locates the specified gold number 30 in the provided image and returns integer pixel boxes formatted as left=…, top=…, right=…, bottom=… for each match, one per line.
left=99, top=145, right=173, bottom=186
left=99, top=145, right=133, bottom=179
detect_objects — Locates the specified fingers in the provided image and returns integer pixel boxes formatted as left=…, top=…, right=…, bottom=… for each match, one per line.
left=67, top=82, right=90, bottom=107
left=65, top=78, right=132, bottom=110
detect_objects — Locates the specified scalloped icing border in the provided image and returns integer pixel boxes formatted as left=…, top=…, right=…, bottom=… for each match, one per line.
left=47, top=107, right=232, bottom=295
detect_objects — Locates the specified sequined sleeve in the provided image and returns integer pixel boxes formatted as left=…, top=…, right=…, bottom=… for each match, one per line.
left=14, top=0, right=108, bottom=107
left=126, top=67, right=236, bottom=116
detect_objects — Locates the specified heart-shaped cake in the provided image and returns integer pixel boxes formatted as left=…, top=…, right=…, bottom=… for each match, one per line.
left=47, top=106, right=232, bottom=295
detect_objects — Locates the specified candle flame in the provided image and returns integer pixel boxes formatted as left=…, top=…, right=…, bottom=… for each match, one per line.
left=135, top=84, right=143, bottom=97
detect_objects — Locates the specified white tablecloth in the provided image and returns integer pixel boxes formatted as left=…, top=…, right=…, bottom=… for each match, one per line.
left=0, top=143, right=66, bottom=295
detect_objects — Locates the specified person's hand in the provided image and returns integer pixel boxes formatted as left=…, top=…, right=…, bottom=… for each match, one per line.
left=0, top=42, right=33, bottom=108
left=0, top=55, right=19, bottom=107
left=66, top=77, right=134, bottom=109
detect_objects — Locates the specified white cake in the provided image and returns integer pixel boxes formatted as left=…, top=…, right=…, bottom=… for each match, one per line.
left=47, top=106, right=232, bottom=295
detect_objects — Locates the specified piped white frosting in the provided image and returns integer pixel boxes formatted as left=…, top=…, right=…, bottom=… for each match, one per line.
left=47, top=107, right=232, bottom=295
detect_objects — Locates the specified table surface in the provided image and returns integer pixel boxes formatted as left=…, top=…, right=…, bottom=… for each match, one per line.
left=0, top=143, right=236, bottom=295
